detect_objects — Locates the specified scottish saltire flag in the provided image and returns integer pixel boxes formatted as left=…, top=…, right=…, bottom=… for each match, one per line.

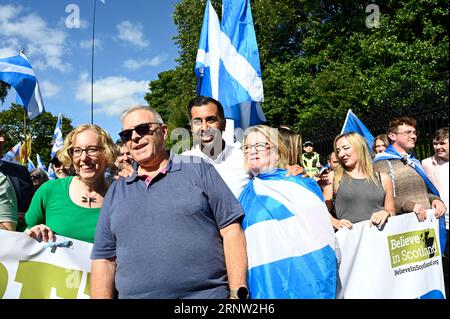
left=195, top=0, right=265, bottom=129
left=374, top=145, right=447, bottom=252
left=50, top=113, right=63, bottom=159
left=0, top=53, right=45, bottom=119
left=341, top=109, right=374, bottom=150
left=36, top=154, right=48, bottom=173
left=47, top=163, right=57, bottom=180
left=27, top=158, right=35, bottom=172
left=1, top=142, right=21, bottom=163
left=239, top=169, right=337, bottom=298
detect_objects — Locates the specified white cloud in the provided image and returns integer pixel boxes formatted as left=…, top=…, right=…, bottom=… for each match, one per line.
left=79, top=19, right=89, bottom=29
left=80, top=39, right=103, bottom=50
left=0, top=4, right=69, bottom=72
left=0, top=46, right=17, bottom=58
left=123, top=54, right=167, bottom=70
left=40, top=80, right=61, bottom=98
left=76, top=72, right=148, bottom=116
left=116, top=20, right=149, bottom=48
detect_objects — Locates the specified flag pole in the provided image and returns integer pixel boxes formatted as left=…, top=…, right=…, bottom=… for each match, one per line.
left=196, top=69, right=204, bottom=96
left=23, top=107, right=26, bottom=140
left=90, top=0, right=97, bottom=125
left=20, top=48, right=27, bottom=140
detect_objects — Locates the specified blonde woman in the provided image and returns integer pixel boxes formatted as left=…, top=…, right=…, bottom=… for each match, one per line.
left=329, top=132, right=395, bottom=230
left=239, top=125, right=336, bottom=299
left=278, top=126, right=302, bottom=166
left=25, top=124, right=117, bottom=243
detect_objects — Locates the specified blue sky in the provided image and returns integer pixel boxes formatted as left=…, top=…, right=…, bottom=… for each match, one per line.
left=0, top=0, right=180, bottom=141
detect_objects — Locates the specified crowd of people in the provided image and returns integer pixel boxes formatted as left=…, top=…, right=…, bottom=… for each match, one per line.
left=0, top=97, right=448, bottom=299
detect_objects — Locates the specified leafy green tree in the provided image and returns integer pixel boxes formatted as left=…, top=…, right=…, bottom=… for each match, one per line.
left=0, top=104, right=74, bottom=166
left=0, top=82, right=10, bottom=103
left=145, top=0, right=448, bottom=144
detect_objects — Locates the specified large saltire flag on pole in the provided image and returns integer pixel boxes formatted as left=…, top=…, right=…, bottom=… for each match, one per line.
left=238, top=169, right=337, bottom=298
left=50, top=113, right=63, bottom=160
left=341, top=109, right=375, bottom=150
left=195, top=0, right=265, bottom=130
left=0, top=52, right=45, bottom=119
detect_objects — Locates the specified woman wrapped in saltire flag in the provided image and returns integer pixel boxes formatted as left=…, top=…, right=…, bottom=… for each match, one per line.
left=239, top=125, right=337, bottom=299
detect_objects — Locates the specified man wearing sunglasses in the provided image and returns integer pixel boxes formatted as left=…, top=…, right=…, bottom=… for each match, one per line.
left=182, top=96, right=305, bottom=199
left=91, top=105, right=248, bottom=299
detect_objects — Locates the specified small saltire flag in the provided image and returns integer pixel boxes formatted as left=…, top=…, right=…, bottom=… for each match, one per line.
left=195, top=0, right=265, bottom=129
left=27, top=158, right=35, bottom=172
left=20, top=134, right=31, bottom=165
left=341, top=109, right=374, bottom=150
left=36, top=154, right=47, bottom=173
left=238, top=169, right=337, bottom=299
left=0, top=52, right=45, bottom=119
left=1, top=142, right=21, bottom=163
left=47, top=163, right=57, bottom=180
left=50, top=113, right=63, bottom=159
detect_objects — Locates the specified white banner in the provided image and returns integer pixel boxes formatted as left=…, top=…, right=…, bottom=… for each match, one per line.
left=336, top=210, right=445, bottom=299
left=0, top=230, right=92, bottom=299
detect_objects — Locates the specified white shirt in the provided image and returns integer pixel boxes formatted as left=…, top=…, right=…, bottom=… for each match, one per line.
left=182, top=141, right=250, bottom=198
left=422, top=156, right=449, bottom=229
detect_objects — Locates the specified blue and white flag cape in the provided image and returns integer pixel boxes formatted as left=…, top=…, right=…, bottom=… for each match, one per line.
left=195, top=0, right=265, bottom=129
left=374, top=145, right=446, bottom=251
left=0, top=53, right=45, bottom=119
left=50, top=113, right=63, bottom=159
left=239, top=169, right=337, bottom=299
left=341, top=109, right=374, bottom=150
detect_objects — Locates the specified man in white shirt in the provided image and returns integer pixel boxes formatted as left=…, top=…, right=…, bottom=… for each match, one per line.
left=182, top=96, right=303, bottom=198
left=182, top=97, right=249, bottom=198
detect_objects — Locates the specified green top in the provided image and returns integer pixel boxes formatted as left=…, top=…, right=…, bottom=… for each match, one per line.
left=25, top=176, right=100, bottom=243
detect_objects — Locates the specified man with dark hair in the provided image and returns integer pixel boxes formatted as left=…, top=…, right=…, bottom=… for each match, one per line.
left=373, top=116, right=446, bottom=226
left=183, top=96, right=304, bottom=198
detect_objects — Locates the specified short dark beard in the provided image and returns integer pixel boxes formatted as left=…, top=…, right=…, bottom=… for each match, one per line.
left=200, top=138, right=225, bottom=160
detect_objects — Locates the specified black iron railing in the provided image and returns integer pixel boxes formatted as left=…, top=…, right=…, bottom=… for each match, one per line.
left=312, top=107, right=449, bottom=161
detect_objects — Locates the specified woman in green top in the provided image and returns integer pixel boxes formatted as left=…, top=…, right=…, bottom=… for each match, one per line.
left=25, top=124, right=117, bottom=243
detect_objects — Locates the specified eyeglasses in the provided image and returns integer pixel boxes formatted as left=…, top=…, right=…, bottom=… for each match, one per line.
left=30, top=175, right=43, bottom=180
left=119, top=122, right=161, bottom=143
left=70, top=146, right=101, bottom=158
left=241, top=142, right=271, bottom=154
left=395, top=130, right=417, bottom=137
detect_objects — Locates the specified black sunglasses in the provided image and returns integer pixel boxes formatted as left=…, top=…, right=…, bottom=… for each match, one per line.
left=119, top=122, right=161, bottom=143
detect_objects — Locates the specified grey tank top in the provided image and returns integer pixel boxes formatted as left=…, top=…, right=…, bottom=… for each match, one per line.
left=335, top=174, right=385, bottom=223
